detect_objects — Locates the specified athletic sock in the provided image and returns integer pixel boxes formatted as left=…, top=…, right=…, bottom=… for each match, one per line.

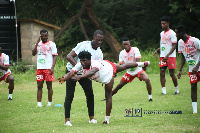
left=37, top=102, right=42, bottom=106
left=48, top=101, right=52, bottom=106
left=175, top=86, right=179, bottom=93
left=8, top=94, right=12, bottom=99
left=149, top=94, right=152, bottom=100
left=105, top=116, right=110, bottom=123
left=137, top=62, right=145, bottom=67
left=192, top=102, right=197, bottom=113
left=162, top=87, right=166, bottom=94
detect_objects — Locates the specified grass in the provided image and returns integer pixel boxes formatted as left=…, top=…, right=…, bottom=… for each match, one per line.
left=0, top=72, right=199, bottom=133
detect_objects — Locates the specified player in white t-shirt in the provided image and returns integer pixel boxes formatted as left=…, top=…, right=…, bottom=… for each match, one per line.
left=32, top=29, right=58, bottom=107
left=154, top=16, right=179, bottom=95
left=64, top=30, right=103, bottom=126
left=58, top=51, right=150, bottom=124
left=0, top=47, right=14, bottom=100
left=102, top=37, right=152, bottom=101
left=176, top=25, right=200, bottom=114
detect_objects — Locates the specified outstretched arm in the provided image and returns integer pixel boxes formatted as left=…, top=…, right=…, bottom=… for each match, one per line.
left=0, top=64, right=9, bottom=71
left=71, top=68, right=99, bottom=81
left=58, top=71, right=76, bottom=84
left=154, top=48, right=160, bottom=57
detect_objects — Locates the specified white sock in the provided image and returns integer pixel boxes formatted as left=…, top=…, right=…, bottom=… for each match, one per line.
left=162, top=87, right=166, bottom=94
left=149, top=94, right=152, bottom=100
left=8, top=94, right=12, bottom=99
left=105, top=116, right=110, bottom=123
left=136, top=62, right=145, bottom=67
left=175, top=86, right=179, bottom=93
left=192, top=102, right=197, bottom=113
left=48, top=102, right=52, bottom=105
left=37, top=102, right=42, bottom=106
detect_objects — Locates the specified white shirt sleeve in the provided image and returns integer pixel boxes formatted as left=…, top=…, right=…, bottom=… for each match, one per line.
left=134, top=47, right=141, bottom=58
left=119, top=51, right=123, bottom=62
left=4, top=54, right=10, bottom=65
left=52, top=43, right=58, bottom=55
left=194, top=38, right=200, bottom=50
left=72, top=63, right=82, bottom=72
left=171, top=31, right=177, bottom=43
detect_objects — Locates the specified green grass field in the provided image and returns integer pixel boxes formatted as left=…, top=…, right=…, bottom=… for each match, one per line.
left=0, top=72, right=199, bottom=133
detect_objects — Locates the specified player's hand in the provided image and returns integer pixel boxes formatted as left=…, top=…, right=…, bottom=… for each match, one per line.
left=114, top=72, right=117, bottom=77
left=177, top=71, right=182, bottom=79
left=57, top=75, right=65, bottom=84
left=153, top=50, right=157, bottom=57
left=162, top=56, right=168, bottom=62
left=142, top=66, right=147, bottom=71
left=71, top=75, right=81, bottom=81
left=192, top=67, right=198, bottom=74
left=50, top=67, right=54, bottom=75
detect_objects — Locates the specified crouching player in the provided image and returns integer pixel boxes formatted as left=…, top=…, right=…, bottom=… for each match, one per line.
left=58, top=51, right=150, bottom=124
left=0, top=47, right=14, bottom=100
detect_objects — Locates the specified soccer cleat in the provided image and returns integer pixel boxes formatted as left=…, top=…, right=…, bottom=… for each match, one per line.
left=144, top=61, right=150, bottom=66
left=174, top=92, right=180, bottom=95
left=149, top=98, right=153, bottom=101
left=192, top=112, right=196, bottom=115
left=8, top=97, right=12, bottom=101
left=64, top=121, right=72, bottom=126
left=36, top=104, right=43, bottom=107
left=89, top=119, right=97, bottom=123
left=47, top=104, right=52, bottom=107
left=103, top=120, right=109, bottom=124
left=101, top=98, right=106, bottom=101
left=162, top=88, right=166, bottom=95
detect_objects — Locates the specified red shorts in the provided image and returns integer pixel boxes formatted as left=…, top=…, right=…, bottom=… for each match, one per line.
left=0, top=72, right=11, bottom=83
left=159, top=57, right=177, bottom=69
left=36, top=69, right=55, bottom=82
left=188, top=71, right=200, bottom=84
left=121, top=70, right=144, bottom=83
left=104, top=60, right=116, bottom=77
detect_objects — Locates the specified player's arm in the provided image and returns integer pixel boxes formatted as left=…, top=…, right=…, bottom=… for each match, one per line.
left=58, top=70, right=76, bottom=84
left=32, top=36, right=40, bottom=56
left=177, top=53, right=185, bottom=79
left=66, top=50, right=77, bottom=66
left=162, top=43, right=177, bottom=62
left=50, top=55, right=57, bottom=74
left=71, top=68, right=99, bottom=81
left=192, top=60, right=200, bottom=74
left=0, top=64, right=9, bottom=71
left=154, top=48, right=160, bottom=57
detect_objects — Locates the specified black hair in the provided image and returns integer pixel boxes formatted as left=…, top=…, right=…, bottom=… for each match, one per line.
left=160, top=16, right=170, bottom=22
left=122, top=37, right=129, bottom=42
left=40, top=29, right=48, bottom=34
left=175, top=25, right=186, bottom=34
left=78, top=51, right=92, bottom=60
left=94, top=30, right=103, bottom=36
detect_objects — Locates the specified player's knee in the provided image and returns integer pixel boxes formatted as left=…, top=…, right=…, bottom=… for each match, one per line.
left=37, top=84, right=43, bottom=89
left=144, top=78, right=150, bottom=84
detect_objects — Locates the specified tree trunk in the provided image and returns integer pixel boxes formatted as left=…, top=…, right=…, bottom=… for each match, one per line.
left=85, top=0, right=122, bottom=59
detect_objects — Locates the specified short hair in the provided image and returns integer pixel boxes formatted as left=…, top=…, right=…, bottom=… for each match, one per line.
left=175, top=25, right=186, bottom=34
left=78, top=51, right=92, bottom=60
left=94, top=30, right=103, bottom=36
left=122, top=37, right=129, bottom=42
left=40, top=29, right=48, bottom=34
left=160, top=16, right=170, bottom=22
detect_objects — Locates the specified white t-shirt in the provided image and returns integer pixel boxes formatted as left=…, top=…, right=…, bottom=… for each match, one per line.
left=160, top=29, right=177, bottom=57
left=66, top=41, right=103, bottom=71
left=72, top=60, right=113, bottom=84
left=178, top=36, right=200, bottom=72
left=36, top=40, right=58, bottom=69
left=0, top=53, right=11, bottom=78
left=119, top=47, right=142, bottom=76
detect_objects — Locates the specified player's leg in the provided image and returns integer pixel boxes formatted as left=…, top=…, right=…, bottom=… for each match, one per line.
left=46, top=81, right=53, bottom=107
left=160, top=67, right=166, bottom=94
left=191, top=82, right=197, bottom=114
left=64, top=68, right=76, bottom=126
left=6, top=74, right=14, bottom=100
left=112, top=79, right=128, bottom=96
left=37, top=81, right=44, bottom=107
left=79, top=78, right=96, bottom=123
left=139, top=72, right=152, bottom=101
left=116, top=62, right=149, bottom=73
left=169, top=69, right=179, bottom=94
left=103, top=77, right=114, bottom=124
